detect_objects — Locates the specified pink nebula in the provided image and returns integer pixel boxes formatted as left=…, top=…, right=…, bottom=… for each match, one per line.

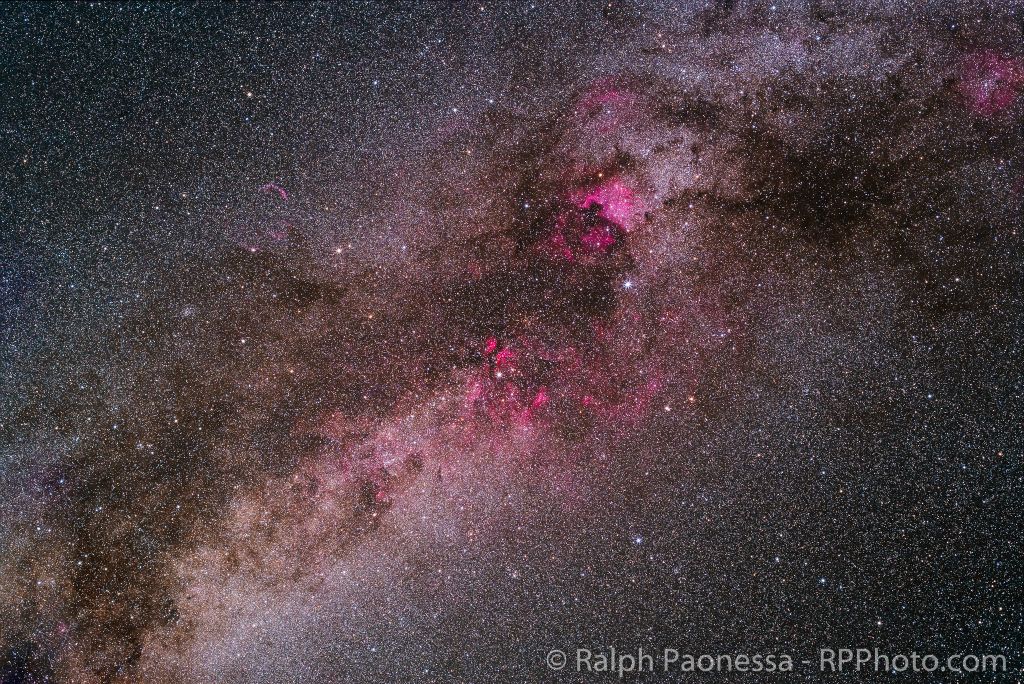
left=259, top=182, right=289, bottom=201
left=535, top=179, right=643, bottom=264
left=960, top=50, right=1024, bottom=116
left=465, top=332, right=666, bottom=432
left=572, top=178, right=641, bottom=232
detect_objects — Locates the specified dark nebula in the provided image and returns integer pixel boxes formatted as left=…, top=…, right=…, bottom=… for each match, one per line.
left=2, top=2, right=1022, bottom=682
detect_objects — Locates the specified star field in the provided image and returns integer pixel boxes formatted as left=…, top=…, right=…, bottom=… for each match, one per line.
left=1, top=2, right=1023, bottom=682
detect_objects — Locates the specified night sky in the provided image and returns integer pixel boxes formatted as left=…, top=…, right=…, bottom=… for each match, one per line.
left=2, top=1, right=1023, bottom=682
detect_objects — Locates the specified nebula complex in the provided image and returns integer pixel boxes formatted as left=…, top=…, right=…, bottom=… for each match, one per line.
left=1, top=2, right=1022, bottom=682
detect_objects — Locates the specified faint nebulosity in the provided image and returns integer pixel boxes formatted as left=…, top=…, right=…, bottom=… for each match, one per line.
left=1, top=1, right=1022, bottom=682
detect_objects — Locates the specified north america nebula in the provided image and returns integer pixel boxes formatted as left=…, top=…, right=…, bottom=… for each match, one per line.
left=2, top=1, right=1023, bottom=682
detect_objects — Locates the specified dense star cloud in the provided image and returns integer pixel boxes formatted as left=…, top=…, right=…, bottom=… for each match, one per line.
left=2, top=2, right=1023, bottom=682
